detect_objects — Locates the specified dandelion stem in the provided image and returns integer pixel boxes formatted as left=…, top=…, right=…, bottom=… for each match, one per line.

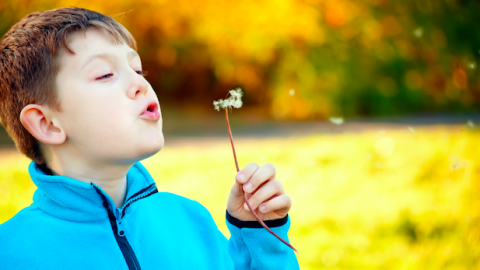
left=225, top=108, right=298, bottom=254
left=225, top=108, right=240, bottom=172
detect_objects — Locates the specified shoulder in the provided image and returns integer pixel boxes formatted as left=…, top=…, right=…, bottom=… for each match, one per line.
left=0, top=205, right=44, bottom=233
left=0, top=205, right=47, bottom=257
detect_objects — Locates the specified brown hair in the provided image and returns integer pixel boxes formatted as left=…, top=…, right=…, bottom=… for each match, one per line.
left=0, top=7, right=136, bottom=165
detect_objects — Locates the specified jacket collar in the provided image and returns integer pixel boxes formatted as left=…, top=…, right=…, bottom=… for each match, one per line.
left=29, top=161, right=157, bottom=222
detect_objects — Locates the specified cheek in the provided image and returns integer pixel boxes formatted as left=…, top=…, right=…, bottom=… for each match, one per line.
left=62, top=96, right=131, bottom=139
left=88, top=102, right=132, bottom=134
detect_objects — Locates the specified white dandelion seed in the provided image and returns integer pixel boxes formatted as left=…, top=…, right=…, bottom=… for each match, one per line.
left=213, top=88, right=244, bottom=111
left=329, top=117, right=344, bottom=125
left=467, top=120, right=475, bottom=129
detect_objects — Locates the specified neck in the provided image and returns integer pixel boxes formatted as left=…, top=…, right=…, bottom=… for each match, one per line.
left=44, top=147, right=132, bottom=208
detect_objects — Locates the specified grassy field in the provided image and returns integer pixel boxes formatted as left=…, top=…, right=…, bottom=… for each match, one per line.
left=0, top=125, right=479, bottom=269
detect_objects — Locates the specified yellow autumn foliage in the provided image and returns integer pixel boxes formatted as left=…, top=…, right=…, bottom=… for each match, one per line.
left=1, top=0, right=477, bottom=120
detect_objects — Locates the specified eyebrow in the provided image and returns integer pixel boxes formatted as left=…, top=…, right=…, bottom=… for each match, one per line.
left=80, top=50, right=140, bottom=71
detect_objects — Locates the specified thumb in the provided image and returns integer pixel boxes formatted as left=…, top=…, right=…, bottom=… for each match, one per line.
left=227, top=181, right=247, bottom=214
left=229, top=181, right=244, bottom=199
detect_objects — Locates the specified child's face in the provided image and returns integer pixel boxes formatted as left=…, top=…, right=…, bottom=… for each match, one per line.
left=53, top=28, right=163, bottom=164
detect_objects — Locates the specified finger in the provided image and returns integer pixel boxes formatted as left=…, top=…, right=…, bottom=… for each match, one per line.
left=243, top=163, right=276, bottom=194
left=235, top=162, right=260, bottom=185
left=246, top=179, right=284, bottom=211
left=257, top=194, right=292, bottom=215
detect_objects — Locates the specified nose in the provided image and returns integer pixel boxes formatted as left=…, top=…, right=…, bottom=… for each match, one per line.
left=126, top=69, right=149, bottom=99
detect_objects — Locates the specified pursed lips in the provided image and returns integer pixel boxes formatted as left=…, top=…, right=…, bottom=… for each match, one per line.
left=140, top=101, right=160, bottom=121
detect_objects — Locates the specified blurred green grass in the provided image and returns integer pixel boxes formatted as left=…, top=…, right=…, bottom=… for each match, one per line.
left=1, top=126, right=479, bottom=269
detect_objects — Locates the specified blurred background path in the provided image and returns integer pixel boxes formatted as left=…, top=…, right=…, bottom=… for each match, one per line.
left=2, top=112, right=479, bottom=148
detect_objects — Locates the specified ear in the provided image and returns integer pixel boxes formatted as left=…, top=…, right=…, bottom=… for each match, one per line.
left=20, top=104, right=66, bottom=145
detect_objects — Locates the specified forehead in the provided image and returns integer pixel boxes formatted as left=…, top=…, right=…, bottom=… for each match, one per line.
left=59, top=28, right=136, bottom=68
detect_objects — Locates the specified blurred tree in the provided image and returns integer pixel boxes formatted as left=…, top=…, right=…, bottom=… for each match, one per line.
left=1, top=0, right=479, bottom=120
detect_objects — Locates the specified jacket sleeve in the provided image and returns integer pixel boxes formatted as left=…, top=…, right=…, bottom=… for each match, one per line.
left=225, top=211, right=300, bottom=270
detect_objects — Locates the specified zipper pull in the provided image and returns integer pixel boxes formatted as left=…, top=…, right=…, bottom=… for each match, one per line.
left=117, top=219, right=126, bottom=237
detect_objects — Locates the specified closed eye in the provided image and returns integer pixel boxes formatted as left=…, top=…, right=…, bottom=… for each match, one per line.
left=96, top=73, right=113, bottom=80
left=136, top=70, right=148, bottom=77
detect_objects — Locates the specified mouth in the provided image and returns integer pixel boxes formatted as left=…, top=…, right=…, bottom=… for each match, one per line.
left=140, top=101, right=160, bottom=121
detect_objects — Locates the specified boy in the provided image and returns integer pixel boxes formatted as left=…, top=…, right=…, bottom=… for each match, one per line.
left=0, top=7, right=299, bottom=270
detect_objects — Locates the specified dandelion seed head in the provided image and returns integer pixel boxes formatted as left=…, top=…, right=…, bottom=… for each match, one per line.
left=213, top=88, right=244, bottom=111
left=229, top=88, right=243, bottom=99
left=232, top=99, right=243, bottom=108
left=213, top=100, right=223, bottom=111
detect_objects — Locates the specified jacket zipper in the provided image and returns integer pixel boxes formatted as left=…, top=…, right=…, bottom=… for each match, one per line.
left=93, top=184, right=158, bottom=270
left=121, top=183, right=157, bottom=218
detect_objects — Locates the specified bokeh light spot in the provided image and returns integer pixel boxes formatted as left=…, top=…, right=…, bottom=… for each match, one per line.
left=375, top=136, right=395, bottom=157
left=467, top=120, right=475, bottom=129
left=413, top=27, right=423, bottom=38
left=329, top=117, right=344, bottom=125
left=325, top=5, right=346, bottom=28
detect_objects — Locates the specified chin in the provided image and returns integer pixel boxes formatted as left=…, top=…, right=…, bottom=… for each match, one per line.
left=136, top=135, right=164, bottom=161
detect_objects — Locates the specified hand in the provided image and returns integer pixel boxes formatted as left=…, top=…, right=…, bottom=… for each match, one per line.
left=227, top=162, right=292, bottom=221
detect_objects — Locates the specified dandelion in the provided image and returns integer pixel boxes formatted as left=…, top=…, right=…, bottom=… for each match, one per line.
left=214, top=88, right=298, bottom=254
left=213, top=88, right=243, bottom=111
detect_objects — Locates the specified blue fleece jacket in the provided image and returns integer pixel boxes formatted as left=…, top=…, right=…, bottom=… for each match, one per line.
left=0, top=162, right=299, bottom=269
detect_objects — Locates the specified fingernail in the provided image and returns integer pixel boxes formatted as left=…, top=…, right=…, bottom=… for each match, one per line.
left=259, top=204, right=267, bottom=212
left=244, top=182, right=252, bottom=191
left=237, top=174, right=245, bottom=181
